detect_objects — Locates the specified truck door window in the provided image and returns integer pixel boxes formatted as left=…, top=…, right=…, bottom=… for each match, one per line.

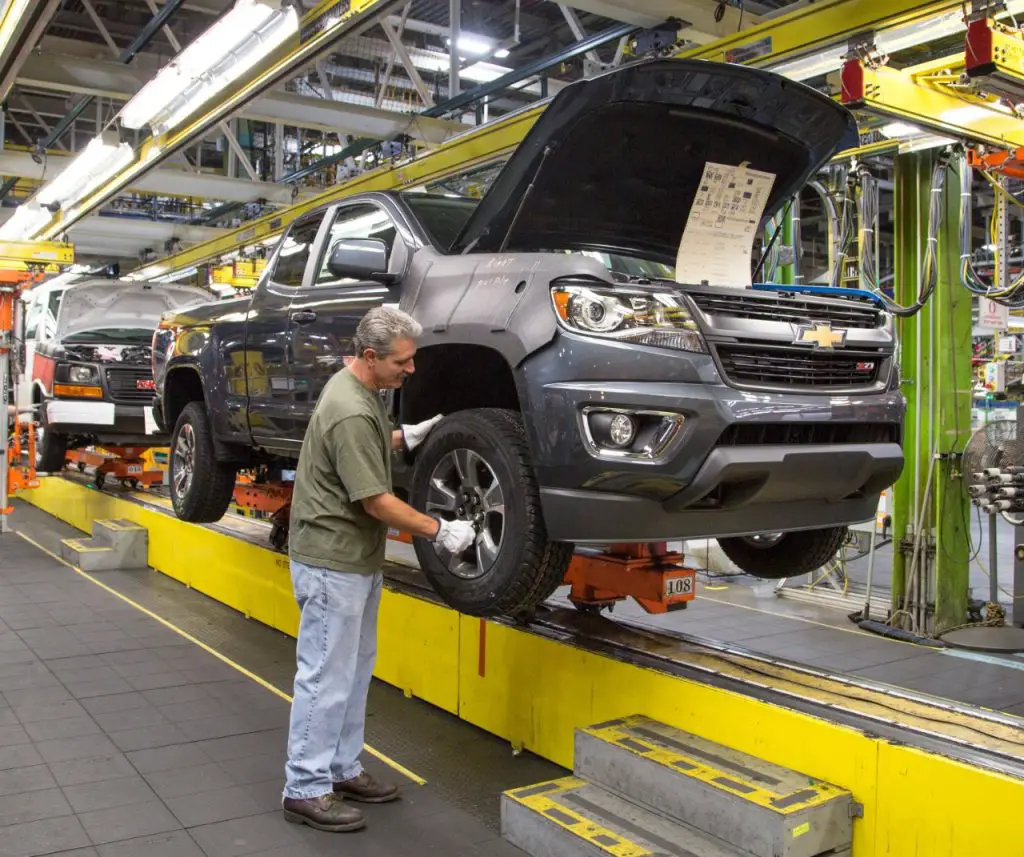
left=272, top=216, right=324, bottom=286
left=315, top=204, right=398, bottom=285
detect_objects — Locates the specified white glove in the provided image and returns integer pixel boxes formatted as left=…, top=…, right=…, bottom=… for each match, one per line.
left=402, top=414, right=443, bottom=451
left=434, top=518, right=477, bottom=555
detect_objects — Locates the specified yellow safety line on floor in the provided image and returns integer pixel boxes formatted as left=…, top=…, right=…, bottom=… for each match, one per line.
left=13, top=529, right=427, bottom=787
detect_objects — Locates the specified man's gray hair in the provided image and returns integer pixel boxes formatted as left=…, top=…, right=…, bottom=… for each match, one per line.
left=353, top=306, right=422, bottom=356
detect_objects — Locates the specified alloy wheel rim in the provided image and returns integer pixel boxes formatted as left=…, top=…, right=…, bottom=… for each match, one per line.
left=425, top=448, right=505, bottom=580
left=173, top=423, right=196, bottom=503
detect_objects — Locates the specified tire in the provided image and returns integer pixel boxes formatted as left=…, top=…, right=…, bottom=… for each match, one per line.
left=410, top=408, right=573, bottom=618
left=36, top=407, right=67, bottom=473
left=717, top=527, right=847, bottom=580
left=169, top=401, right=238, bottom=522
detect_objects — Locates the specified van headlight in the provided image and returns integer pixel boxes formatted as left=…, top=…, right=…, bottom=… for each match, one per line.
left=551, top=284, right=707, bottom=353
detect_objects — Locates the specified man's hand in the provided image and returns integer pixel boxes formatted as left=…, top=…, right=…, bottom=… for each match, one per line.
left=402, top=414, right=443, bottom=451
left=434, top=519, right=477, bottom=555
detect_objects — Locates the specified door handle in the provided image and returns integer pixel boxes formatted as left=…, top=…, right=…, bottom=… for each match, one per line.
left=290, top=310, right=317, bottom=325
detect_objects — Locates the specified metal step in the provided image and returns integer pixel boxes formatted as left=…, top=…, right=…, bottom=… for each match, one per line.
left=575, top=715, right=855, bottom=857
left=502, top=777, right=749, bottom=857
left=60, top=518, right=148, bottom=572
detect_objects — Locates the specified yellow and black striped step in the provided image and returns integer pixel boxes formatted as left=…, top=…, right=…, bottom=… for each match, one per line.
left=502, top=777, right=745, bottom=857
left=575, top=715, right=855, bottom=857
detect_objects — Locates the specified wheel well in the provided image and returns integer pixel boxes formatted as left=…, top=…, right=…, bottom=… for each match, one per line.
left=165, top=368, right=204, bottom=430
left=400, top=345, right=521, bottom=424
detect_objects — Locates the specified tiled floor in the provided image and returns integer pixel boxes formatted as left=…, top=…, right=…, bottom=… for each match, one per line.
left=0, top=506, right=562, bottom=857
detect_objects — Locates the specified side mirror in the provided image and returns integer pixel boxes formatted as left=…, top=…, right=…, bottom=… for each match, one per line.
left=327, top=238, right=393, bottom=284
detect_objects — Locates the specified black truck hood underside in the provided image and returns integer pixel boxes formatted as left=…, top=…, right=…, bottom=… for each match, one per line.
left=451, top=57, right=859, bottom=263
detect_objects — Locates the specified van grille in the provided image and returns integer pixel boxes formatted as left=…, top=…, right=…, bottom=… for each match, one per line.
left=690, top=291, right=882, bottom=329
left=104, top=367, right=155, bottom=404
left=715, top=344, right=885, bottom=391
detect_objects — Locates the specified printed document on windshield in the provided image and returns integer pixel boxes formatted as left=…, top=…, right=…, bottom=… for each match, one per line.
left=675, top=161, right=776, bottom=288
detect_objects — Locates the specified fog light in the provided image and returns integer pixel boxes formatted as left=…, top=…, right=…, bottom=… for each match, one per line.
left=608, top=413, right=636, bottom=447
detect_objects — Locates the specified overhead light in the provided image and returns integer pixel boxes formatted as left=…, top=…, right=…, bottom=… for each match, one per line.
left=446, top=33, right=494, bottom=56
left=461, top=61, right=513, bottom=83
left=941, top=103, right=1011, bottom=124
left=0, top=201, right=52, bottom=240
left=879, top=121, right=925, bottom=138
left=36, top=132, right=135, bottom=211
left=494, top=48, right=510, bottom=59
left=119, top=0, right=299, bottom=136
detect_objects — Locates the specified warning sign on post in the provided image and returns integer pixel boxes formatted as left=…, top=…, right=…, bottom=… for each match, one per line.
left=977, top=298, right=1010, bottom=333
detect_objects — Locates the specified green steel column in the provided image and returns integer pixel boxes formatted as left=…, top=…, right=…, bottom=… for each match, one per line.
left=891, top=153, right=927, bottom=615
left=779, top=204, right=796, bottom=286
left=891, top=151, right=972, bottom=632
left=931, top=155, right=972, bottom=633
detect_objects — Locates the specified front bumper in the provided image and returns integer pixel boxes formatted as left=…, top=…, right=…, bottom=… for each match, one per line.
left=523, top=377, right=905, bottom=544
left=46, top=399, right=168, bottom=446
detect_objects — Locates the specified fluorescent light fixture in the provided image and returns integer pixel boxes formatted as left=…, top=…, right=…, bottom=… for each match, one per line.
left=120, top=0, right=299, bottom=136
left=879, top=121, right=925, bottom=138
left=0, top=0, right=31, bottom=52
left=36, top=132, right=134, bottom=210
left=941, top=103, right=1012, bottom=124
left=0, top=201, right=52, bottom=240
left=494, top=48, right=510, bottom=59
left=447, top=33, right=492, bottom=55
left=461, top=61, right=512, bottom=83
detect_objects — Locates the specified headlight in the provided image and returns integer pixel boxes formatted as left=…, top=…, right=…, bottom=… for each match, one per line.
left=551, top=284, right=706, bottom=353
left=69, top=365, right=97, bottom=384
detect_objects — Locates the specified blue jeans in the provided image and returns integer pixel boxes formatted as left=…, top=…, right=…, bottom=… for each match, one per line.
left=283, top=559, right=383, bottom=799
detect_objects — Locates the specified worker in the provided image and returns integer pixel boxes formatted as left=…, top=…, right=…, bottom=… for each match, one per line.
left=281, top=306, right=477, bottom=833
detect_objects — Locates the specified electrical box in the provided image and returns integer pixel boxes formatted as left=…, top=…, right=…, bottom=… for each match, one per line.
left=985, top=360, right=1007, bottom=393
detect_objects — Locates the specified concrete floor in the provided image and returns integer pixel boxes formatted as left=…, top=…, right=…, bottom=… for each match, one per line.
left=0, top=501, right=561, bottom=857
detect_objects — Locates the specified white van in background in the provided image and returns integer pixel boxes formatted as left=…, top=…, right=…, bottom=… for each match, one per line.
left=16, top=278, right=74, bottom=414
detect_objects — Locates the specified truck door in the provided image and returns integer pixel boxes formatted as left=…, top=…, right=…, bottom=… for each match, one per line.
left=286, top=201, right=403, bottom=438
left=245, top=210, right=328, bottom=451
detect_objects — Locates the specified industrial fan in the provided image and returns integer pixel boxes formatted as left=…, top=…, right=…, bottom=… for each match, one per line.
left=965, top=418, right=1024, bottom=524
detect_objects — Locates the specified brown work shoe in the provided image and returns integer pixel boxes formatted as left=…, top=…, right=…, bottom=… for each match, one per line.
left=333, top=771, right=399, bottom=803
left=282, top=793, right=365, bottom=832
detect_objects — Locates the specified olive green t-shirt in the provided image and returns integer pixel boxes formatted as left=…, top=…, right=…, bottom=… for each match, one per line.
left=288, top=367, right=392, bottom=574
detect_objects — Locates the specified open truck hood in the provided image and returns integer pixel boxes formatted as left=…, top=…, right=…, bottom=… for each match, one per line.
left=451, top=58, right=858, bottom=264
left=55, top=279, right=212, bottom=341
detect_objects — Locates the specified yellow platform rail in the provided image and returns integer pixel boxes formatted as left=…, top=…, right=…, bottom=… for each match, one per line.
left=17, top=475, right=1024, bottom=857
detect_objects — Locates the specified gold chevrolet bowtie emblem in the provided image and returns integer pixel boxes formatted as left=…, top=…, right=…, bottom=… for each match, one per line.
left=796, top=323, right=846, bottom=349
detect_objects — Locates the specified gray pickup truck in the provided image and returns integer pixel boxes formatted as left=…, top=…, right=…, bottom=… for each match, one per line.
left=152, top=57, right=904, bottom=617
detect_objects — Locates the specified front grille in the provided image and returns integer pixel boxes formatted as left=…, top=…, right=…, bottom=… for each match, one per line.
left=715, top=344, right=884, bottom=390
left=690, top=291, right=882, bottom=329
left=104, top=367, right=155, bottom=404
left=717, top=422, right=900, bottom=447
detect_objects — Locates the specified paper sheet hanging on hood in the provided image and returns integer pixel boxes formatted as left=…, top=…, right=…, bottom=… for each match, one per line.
left=675, top=162, right=776, bottom=288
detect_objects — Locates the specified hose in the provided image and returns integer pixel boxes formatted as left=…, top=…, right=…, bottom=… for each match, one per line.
left=960, top=156, right=1024, bottom=306
left=859, top=151, right=952, bottom=317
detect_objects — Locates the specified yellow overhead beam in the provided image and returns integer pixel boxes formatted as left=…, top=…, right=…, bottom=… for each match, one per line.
left=130, top=0, right=1024, bottom=281
left=840, top=59, right=1024, bottom=150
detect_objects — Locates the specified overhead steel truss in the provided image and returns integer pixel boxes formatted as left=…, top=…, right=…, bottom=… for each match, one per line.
left=127, top=0, right=1024, bottom=281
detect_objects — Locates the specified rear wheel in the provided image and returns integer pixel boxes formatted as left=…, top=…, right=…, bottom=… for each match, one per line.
left=170, top=402, right=237, bottom=522
left=410, top=408, right=572, bottom=618
left=717, top=527, right=847, bottom=579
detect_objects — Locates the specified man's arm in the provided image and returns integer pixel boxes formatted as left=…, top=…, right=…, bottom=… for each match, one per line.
left=330, top=417, right=440, bottom=540
left=361, top=493, right=440, bottom=538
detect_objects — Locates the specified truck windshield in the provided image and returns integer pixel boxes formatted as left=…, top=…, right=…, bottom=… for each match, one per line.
left=401, top=193, right=479, bottom=250
left=567, top=250, right=675, bottom=281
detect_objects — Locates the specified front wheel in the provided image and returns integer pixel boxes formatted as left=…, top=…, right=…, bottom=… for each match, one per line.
left=36, top=405, right=67, bottom=473
left=169, top=401, right=238, bottom=523
left=717, top=527, right=847, bottom=579
left=410, top=408, right=572, bottom=618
